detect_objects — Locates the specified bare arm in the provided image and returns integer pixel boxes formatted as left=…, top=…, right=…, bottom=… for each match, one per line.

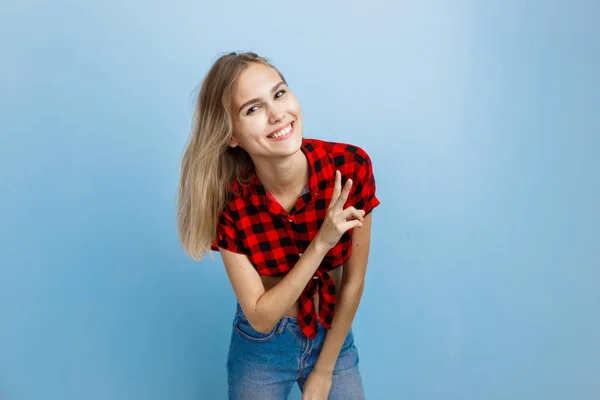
left=219, top=171, right=365, bottom=333
left=313, top=212, right=373, bottom=374
left=220, top=235, right=328, bottom=333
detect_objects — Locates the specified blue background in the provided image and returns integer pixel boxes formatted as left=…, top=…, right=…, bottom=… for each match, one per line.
left=1, top=1, right=599, bottom=399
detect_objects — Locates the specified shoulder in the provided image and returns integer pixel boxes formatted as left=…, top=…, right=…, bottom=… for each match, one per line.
left=218, top=180, right=247, bottom=219
left=304, top=138, right=373, bottom=169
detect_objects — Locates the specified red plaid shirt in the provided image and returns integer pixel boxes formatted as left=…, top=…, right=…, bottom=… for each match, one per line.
left=211, top=138, right=380, bottom=338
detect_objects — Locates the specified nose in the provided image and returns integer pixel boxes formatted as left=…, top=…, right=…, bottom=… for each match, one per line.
left=267, top=103, right=285, bottom=124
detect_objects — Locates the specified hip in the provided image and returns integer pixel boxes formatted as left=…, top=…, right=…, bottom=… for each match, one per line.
left=228, top=302, right=360, bottom=378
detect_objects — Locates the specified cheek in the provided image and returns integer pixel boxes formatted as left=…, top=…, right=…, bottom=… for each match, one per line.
left=234, top=117, right=262, bottom=141
left=288, top=96, right=302, bottom=116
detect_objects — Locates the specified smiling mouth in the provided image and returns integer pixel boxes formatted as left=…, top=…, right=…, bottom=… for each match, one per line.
left=267, top=122, right=295, bottom=140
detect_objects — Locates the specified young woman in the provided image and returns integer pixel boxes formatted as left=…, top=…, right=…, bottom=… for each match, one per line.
left=177, top=52, right=380, bottom=399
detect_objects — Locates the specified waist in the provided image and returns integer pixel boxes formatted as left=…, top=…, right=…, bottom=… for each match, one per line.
left=260, top=265, right=344, bottom=318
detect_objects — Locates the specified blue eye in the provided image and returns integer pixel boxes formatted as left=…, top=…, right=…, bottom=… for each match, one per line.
left=245, top=89, right=286, bottom=115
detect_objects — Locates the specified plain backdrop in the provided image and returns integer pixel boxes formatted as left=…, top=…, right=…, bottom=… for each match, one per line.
left=1, top=0, right=599, bottom=399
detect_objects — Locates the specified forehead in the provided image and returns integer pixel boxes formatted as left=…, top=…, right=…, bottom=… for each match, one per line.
left=234, top=63, right=282, bottom=104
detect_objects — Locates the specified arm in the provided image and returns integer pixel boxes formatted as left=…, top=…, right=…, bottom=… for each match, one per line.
left=220, top=235, right=329, bottom=333
left=312, top=212, right=373, bottom=374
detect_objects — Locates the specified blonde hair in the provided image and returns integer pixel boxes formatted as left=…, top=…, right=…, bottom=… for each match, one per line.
left=177, top=52, right=286, bottom=261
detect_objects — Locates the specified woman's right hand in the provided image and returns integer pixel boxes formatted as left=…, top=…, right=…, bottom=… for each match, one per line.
left=315, top=170, right=365, bottom=250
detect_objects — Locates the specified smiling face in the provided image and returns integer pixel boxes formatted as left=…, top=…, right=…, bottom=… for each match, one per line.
left=230, top=62, right=304, bottom=161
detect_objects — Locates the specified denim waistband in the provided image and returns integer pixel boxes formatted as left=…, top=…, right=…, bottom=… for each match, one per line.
left=234, top=302, right=309, bottom=334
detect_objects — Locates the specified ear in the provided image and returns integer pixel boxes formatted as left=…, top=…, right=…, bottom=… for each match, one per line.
left=229, top=137, right=239, bottom=148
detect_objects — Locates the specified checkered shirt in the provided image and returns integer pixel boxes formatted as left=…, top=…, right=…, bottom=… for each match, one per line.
left=211, top=138, right=380, bottom=338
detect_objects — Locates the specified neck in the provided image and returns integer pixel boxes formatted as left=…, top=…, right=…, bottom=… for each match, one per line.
left=253, top=150, right=309, bottom=196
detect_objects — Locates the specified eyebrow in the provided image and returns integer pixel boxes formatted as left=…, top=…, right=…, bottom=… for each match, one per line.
left=238, top=81, right=286, bottom=113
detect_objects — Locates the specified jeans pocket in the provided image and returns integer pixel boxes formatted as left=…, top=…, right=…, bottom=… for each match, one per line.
left=234, top=316, right=278, bottom=342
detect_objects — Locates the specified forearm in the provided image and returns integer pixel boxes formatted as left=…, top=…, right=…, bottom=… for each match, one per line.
left=313, top=280, right=365, bottom=373
left=254, top=235, right=329, bottom=330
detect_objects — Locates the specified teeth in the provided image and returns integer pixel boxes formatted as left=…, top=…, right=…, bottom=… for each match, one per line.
left=269, top=124, right=292, bottom=139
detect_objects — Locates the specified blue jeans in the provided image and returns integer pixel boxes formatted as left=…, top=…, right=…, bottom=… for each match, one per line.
left=227, top=303, right=365, bottom=399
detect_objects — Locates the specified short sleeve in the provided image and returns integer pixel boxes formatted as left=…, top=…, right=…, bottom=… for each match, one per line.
left=210, top=206, right=246, bottom=254
left=352, top=147, right=380, bottom=215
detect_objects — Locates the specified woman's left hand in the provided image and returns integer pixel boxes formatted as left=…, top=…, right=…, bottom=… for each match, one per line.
left=302, top=369, right=333, bottom=400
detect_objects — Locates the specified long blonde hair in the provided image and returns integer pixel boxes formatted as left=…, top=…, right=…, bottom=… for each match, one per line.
left=177, top=52, right=286, bottom=261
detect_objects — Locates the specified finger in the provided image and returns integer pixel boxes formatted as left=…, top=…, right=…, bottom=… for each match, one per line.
left=328, top=170, right=342, bottom=210
left=342, top=206, right=365, bottom=222
left=333, top=178, right=352, bottom=211
left=340, top=219, right=364, bottom=232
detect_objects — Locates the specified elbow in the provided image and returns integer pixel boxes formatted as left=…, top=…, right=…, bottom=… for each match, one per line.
left=245, top=308, right=277, bottom=334
left=247, top=317, right=276, bottom=334
left=252, top=321, right=276, bottom=334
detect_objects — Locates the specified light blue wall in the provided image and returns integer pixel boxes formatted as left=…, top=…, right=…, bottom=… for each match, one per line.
left=1, top=1, right=598, bottom=399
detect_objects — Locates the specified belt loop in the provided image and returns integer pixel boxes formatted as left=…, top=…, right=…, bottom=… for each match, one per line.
left=277, top=317, right=287, bottom=334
